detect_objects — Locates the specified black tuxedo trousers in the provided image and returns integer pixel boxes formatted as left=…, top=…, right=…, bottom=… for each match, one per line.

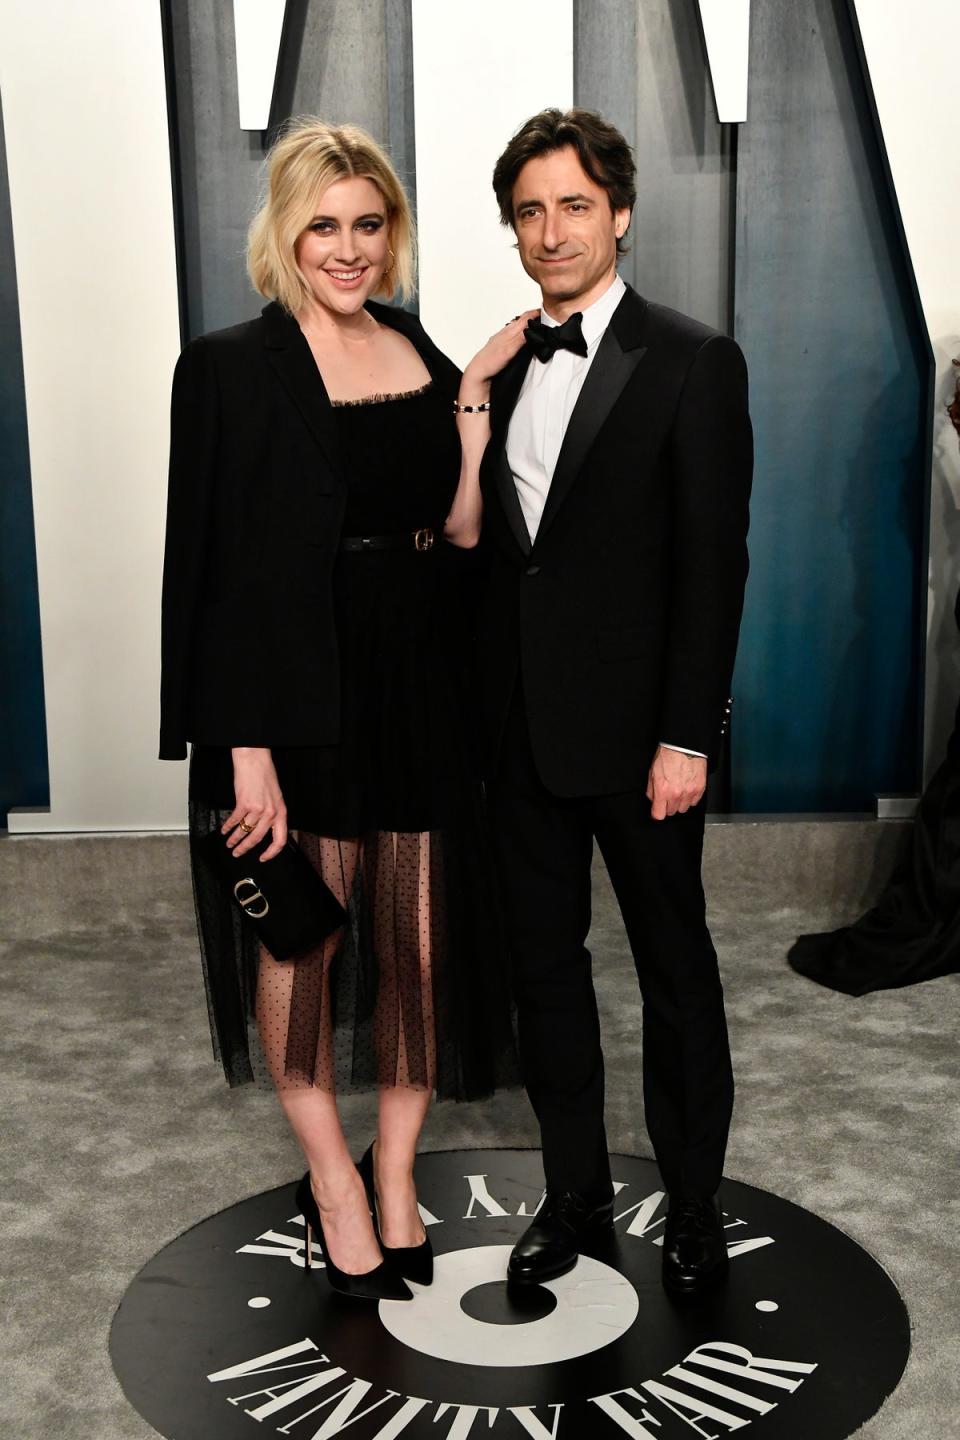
left=489, top=687, right=734, bottom=1201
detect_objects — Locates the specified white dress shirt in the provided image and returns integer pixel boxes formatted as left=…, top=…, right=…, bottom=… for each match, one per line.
left=507, top=274, right=626, bottom=544
left=505, top=273, right=704, bottom=760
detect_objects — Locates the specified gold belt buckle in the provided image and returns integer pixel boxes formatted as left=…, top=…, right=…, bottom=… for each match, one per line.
left=413, top=527, right=435, bottom=552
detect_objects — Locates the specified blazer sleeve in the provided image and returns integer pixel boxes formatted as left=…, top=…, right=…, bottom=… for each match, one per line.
left=158, top=337, right=219, bottom=760
left=658, top=334, right=753, bottom=761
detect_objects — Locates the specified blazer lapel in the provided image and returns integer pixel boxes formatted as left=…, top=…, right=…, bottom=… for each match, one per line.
left=491, top=347, right=535, bottom=557
left=369, top=299, right=457, bottom=395
left=262, top=302, right=345, bottom=485
left=535, top=287, right=649, bottom=545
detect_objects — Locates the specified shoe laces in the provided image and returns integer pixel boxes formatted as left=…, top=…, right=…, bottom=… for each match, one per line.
left=670, top=1199, right=715, bottom=1233
left=551, top=1191, right=588, bottom=1218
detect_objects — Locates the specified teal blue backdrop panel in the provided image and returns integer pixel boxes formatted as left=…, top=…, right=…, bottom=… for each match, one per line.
left=731, top=0, right=928, bottom=812
left=0, top=93, right=48, bottom=823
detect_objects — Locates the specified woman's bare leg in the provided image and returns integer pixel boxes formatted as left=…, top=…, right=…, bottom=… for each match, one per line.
left=256, top=836, right=381, bottom=1275
left=374, top=831, right=436, bottom=1248
left=375, top=1088, right=431, bottom=1247
left=277, top=1086, right=380, bottom=1273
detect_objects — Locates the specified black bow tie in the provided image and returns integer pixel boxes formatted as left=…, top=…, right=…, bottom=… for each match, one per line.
left=524, top=311, right=588, bottom=363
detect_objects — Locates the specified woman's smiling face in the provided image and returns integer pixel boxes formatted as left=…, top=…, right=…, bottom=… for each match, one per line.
left=294, top=175, right=390, bottom=317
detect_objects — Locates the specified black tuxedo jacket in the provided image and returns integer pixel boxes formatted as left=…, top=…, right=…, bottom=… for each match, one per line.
left=159, top=299, right=460, bottom=760
left=477, top=283, right=753, bottom=797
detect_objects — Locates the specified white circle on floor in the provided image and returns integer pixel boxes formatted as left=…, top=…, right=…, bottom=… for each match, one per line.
left=247, top=1296, right=271, bottom=1309
left=379, top=1245, right=638, bottom=1366
left=756, top=1300, right=779, bottom=1313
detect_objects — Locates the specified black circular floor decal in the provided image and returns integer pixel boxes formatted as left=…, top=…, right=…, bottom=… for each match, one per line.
left=110, top=1150, right=909, bottom=1440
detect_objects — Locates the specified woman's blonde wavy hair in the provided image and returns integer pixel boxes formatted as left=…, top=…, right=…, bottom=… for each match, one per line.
left=247, top=117, right=416, bottom=313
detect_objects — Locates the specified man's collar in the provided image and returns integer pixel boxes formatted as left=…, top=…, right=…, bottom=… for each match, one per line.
left=540, top=272, right=626, bottom=348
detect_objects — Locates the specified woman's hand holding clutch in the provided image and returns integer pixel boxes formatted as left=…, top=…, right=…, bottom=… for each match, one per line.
left=223, top=747, right=288, bottom=860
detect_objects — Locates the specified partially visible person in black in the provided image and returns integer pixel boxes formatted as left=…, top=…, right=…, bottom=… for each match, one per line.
left=449, top=109, right=753, bottom=1295
left=789, top=377, right=960, bottom=996
left=160, top=118, right=522, bottom=1301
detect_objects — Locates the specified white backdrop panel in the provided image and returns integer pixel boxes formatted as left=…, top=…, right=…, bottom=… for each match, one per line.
left=411, top=0, right=573, bottom=368
left=850, top=1, right=960, bottom=779
left=1, top=1, right=185, bottom=831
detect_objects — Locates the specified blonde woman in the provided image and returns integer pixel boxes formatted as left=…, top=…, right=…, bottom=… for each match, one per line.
left=160, top=119, right=525, bottom=1299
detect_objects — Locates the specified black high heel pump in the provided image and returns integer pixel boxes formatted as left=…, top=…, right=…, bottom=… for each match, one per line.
left=358, top=1143, right=434, bottom=1286
left=295, top=1173, right=412, bottom=1301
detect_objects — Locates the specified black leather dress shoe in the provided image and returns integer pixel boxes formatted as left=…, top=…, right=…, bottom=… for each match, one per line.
left=507, top=1190, right=615, bottom=1286
left=662, top=1195, right=728, bottom=1295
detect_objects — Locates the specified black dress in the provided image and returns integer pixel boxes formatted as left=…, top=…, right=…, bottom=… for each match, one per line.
left=788, top=589, right=960, bottom=995
left=187, top=381, right=517, bottom=1098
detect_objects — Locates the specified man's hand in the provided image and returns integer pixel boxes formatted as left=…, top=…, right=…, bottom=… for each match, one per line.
left=645, top=746, right=707, bottom=821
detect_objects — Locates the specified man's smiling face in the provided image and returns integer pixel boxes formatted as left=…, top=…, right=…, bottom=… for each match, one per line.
left=511, top=146, right=629, bottom=313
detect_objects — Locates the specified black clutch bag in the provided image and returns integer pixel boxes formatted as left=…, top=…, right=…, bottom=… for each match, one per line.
left=196, top=830, right=347, bottom=960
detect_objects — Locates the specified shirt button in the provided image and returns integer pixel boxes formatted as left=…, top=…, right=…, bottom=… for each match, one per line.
left=525, top=564, right=541, bottom=577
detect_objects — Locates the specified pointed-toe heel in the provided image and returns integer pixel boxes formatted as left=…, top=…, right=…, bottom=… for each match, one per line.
left=295, top=1173, right=412, bottom=1302
left=358, top=1143, right=434, bottom=1286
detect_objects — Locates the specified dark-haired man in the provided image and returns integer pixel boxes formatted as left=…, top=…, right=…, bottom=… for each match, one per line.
left=471, top=108, right=752, bottom=1294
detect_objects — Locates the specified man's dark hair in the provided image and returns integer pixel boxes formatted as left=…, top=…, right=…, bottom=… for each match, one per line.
left=492, top=107, right=636, bottom=255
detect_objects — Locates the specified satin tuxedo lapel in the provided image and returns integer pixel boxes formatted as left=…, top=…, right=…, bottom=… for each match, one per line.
left=535, top=288, right=648, bottom=545
left=262, top=302, right=345, bottom=487
left=492, top=347, right=535, bottom=557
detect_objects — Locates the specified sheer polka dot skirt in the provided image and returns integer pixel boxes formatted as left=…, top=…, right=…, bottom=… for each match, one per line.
left=188, top=800, right=516, bottom=1100
left=255, top=830, right=441, bottom=1092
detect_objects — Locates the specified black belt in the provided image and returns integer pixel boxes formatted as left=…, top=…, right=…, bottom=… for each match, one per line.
left=339, top=527, right=435, bottom=553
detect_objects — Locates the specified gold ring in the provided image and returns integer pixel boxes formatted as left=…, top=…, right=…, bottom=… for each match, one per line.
left=239, top=818, right=254, bottom=834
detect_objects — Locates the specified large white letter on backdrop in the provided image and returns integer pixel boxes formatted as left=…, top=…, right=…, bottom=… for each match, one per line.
left=411, top=0, right=574, bottom=368
left=234, top=0, right=287, bottom=131
left=697, top=0, right=750, bottom=123
left=0, top=2, right=184, bottom=832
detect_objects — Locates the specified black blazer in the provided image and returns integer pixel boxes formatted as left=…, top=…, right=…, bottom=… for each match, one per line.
left=477, top=283, right=753, bottom=797
left=159, top=300, right=460, bottom=760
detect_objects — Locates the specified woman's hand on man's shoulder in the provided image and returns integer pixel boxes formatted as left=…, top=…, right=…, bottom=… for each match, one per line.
left=462, top=309, right=540, bottom=396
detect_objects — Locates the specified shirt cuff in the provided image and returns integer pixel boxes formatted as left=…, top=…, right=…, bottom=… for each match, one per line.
left=659, top=742, right=708, bottom=759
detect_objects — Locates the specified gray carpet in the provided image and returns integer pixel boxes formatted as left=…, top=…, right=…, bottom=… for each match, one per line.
left=1, top=822, right=958, bottom=1438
